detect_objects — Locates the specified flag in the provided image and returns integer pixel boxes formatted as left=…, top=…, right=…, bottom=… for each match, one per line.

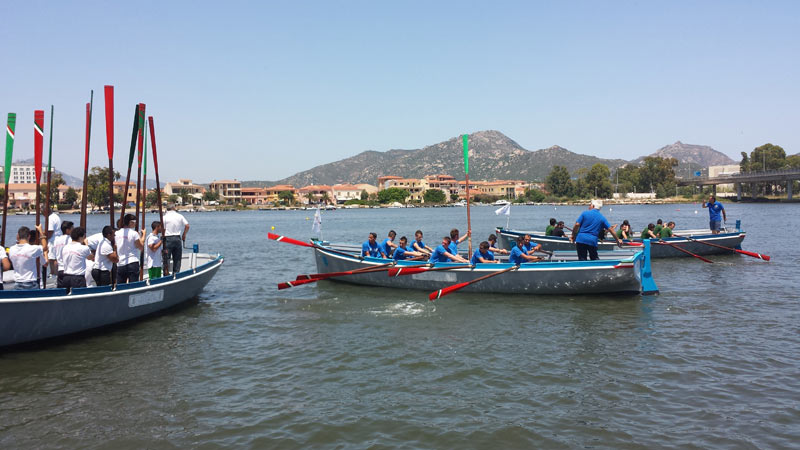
left=495, top=203, right=511, bottom=216
left=312, top=206, right=322, bottom=234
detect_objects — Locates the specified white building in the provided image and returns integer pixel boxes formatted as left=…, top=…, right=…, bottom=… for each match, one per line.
left=0, top=163, right=56, bottom=184
left=708, top=164, right=740, bottom=192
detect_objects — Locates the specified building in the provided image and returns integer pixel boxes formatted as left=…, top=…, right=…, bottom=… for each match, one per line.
left=264, top=185, right=297, bottom=205
left=377, top=176, right=403, bottom=190
left=383, top=178, right=427, bottom=202
left=164, top=179, right=206, bottom=196
left=331, top=184, right=363, bottom=204
left=354, top=183, right=379, bottom=195
left=241, top=187, right=269, bottom=205
left=112, top=181, right=138, bottom=206
left=0, top=163, right=56, bottom=185
left=297, top=185, right=334, bottom=205
left=209, top=180, right=242, bottom=204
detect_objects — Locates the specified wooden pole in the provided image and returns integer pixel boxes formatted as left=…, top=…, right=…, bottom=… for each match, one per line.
left=104, top=85, right=117, bottom=287
left=138, top=121, right=147, bottom=281
left=119, top=104, right=140, bottom=226
left=80, top=91, right=93, bottom=229
left=43, top=105, right=54, bottom=286
left=148, top=116, right=168, bottom=275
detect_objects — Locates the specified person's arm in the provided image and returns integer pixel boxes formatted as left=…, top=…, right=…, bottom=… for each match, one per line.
left=607, top=228, right=623, bottom=247
left=1, top=257, right=10, bottom=271
left=149, top=235, right=163, bottom=251
left=478, top=255, right=499, bottom=263
left=458, top=231, right=470, bottom=244
left=444, top=251, right=468, bottom=263
left=489, top=246, right=509, bottom=255
left=722, top=206, right=727, bottom=222
left=702, top=201, right=709, bottom=208
left=35, top=225, right=48, bottom=253
left=521, top=253, right=541, bottom=262
left=182, top=224, right=190, bottom=241
left=134, top=229, right=146, bottom=250
left=108, top=251, right=119, bottom=264
left=570, top=223, right=580, bottom=243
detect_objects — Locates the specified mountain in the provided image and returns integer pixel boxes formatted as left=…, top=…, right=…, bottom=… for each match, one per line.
left=631, top=141, right=737, bottom=177
left=257, top=130, right=629, bottom=187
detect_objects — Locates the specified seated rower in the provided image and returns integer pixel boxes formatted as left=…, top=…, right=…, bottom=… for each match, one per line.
left=9, top=225, right=48, bottom=290
left=379, top=230, right=398, bottom=258
left=487, top=234, right=509, bottom=255
left=362, top=232, right=383, bottom=258
left=616, top=220, right=632, bottom=240
left=448, top=228, right=470, bottom=257
left=659, top=221, right=676, bottom=238
left=653, top=219, right=664, bottom=236
left=522, top=234, right=542, bottom=255
left=393, top=236, right=427, bottom=261
left=551, top=221, right=567, bottom=237
left=545, top=218, right=557, bottom=236
left=641, top=223, right=658, bottom=239
left=509, top=236, right=541, bottom=265
left=471, top=241, right=499, bottom=264
left=412, top=230, right=433, bottom=254
left=429, top=236, right=469, bottom=263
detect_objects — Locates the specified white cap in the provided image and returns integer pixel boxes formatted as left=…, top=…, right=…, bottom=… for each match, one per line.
left=591, top=199, right=603, bottom=210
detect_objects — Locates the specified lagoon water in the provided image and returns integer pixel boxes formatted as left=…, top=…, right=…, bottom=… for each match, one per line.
left=1, top=204, right=799, bottom=448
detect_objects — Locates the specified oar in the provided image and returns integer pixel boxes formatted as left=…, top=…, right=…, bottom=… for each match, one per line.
left=429, top=265, right=518, bottom=301
left=278, top=264, right=398, bottom=289
left=296, top=262, right=394, bottom=280
left=674, top=233, right=770, bottom=261
left=119, top=104, right=140, bottom=225
left=43, top=105, right=54, bottom=286
left=34, top=110, right=44, bottom=288
left=388, top=264, right=472, bottom=277
left=80, top=91, right=92, bottom=229
left=104, top=85, right=118, bottom=287
left=654, top=241, right=714, bottom=263
left=2, top=113, right=16, bottom=249
left=268, top=232, right=363, bottom=259
left=148, top=116, right=168, bottom=275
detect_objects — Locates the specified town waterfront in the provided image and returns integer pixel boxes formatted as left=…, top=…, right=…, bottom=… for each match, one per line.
left=1, top=203, right=798, bottom=448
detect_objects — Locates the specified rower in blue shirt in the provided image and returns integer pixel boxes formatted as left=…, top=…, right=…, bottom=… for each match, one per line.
left=470, top=241, right=499, bottom=265
left=412, top=230, right=433, bottom=254
left=487, top=234, right=509, bottom=256
left=447, top=228, right=470, bottom=257
left=378, top=230, right=397, bottom=258
left=429, top=236, right=469, bottom=263
left=509, top=236, right=541, bottom=265
left=361, top=232, right=383, bottom=258
left=702, top=195, right=727, bottom=234
left=393, top=236, right=427, bottom=261
left=569, top=200, right=622, bottom=260
left=521, top=234, right=542, bottom=256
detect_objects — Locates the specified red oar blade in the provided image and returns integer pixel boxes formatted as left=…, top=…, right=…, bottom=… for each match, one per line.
left=268, top=232, right=314, bottom=248
left=104, top=85, right=114, bottom=159
left=429, top=282, right=469, bottom=301
left=388, top=267, right=429, bottom=277
left=738, top=249, right=770, bottom=261
left=278, top=277, right=320, bottom=290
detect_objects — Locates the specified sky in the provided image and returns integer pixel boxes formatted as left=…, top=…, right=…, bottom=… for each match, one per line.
left=1, top=1, right=798, bottom=184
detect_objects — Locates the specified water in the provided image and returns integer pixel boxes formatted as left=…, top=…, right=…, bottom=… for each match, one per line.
left=1, top=204, right=799, bottom=448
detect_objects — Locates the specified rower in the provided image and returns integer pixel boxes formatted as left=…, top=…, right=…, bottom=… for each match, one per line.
left=361, top=232, right=382, bottom=258
left=616, top=220, right=632, bottom=240
left=393, top=236, right=426, bottom=261
left=659, top=221, right=676, bottom=238
left=379, top=230, right=398, bottom=258
left=653, top=219, right=664, bottom=236
left=552, top=221, right=567, bottom=237
left=569, top=200, right=622, bottom=261
left=61, top=227, right=94, bottom=291
left=429, top=236, right=469, bottom=263
left=448, top=228, right=470, bottom=257
left=509, top=236, right=541, bottom=265
left=545, top=218, right=557, bottom=236
left=487, top=234, right=509, bottom=255
left=52, top=221, right=74, bottom=288
left=8, top=225, right=48, bottom=290
left=641, top=223, right=658, bottom=239
left=471, top=241, right=499, bottom=264
left=92, top=226, right=118, bottom=287
left=522, top=234, right=542, bottom=255
left=114, top=213, right=146, bottom=284
left=412, top=230, right=433, bottom=254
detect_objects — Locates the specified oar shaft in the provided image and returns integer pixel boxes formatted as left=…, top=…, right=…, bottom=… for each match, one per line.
left=674, top=234, right=769, bottom=261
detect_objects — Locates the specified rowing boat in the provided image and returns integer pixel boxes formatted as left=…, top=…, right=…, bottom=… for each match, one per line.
left=309, top=240, right=658, bottom=296
left=0, top=251, right=223, bottom=348
left=495, top=223, right=746, bottom=258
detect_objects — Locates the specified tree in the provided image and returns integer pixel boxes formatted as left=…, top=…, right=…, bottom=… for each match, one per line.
left=377, top=187, right=410, bottom=204
left=203, top=190, right=220, bottom=202
left=523, top=188, right=546, bottom=203
left=37, top=173, right=67, bottom=204
left=360, top=190, right=369, bottom=200
left=278, top=190, right=295, bottom=206
left=179, top=188, right=190, bottom=205
left=749, top=143, right=786, bottom=172
left=583, top=163, right=613, bottom=198
left=63, top=187, right=79, bottom=206
left=545, top=166, right=572, bottom=197
left=422, top=189, right=446, bottom=204
left=167, top=194, right=180, bottom=204
left=320, top=192, right=331, bottom=205
left=146, top=189, right=162, bottom=206
left=613, top=165, right=640, bottom=194
left=86, top=166, right=121, bottom=208
left=638, top=157, right=678, bottom=195
left=450, top=193, right=459, bottom=202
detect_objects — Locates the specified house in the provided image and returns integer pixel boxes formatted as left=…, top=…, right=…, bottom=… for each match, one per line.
left=377, top=176, right=403, bottom=190
left=297, top=185, right=334, bottom=205
left=164, top=179, right=206, bottom=197
left=209, top=180, right=242, bottom=204
left=241, top=187, right=269, bottom=205
left=112, top=181, right=139, bottom=206
left=264, top=185, right=297, bottom=205
left=332, top=184, right=363, bottom=204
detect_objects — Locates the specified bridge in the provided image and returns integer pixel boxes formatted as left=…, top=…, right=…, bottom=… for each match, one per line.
left=677, top=168, right=800, bottom=200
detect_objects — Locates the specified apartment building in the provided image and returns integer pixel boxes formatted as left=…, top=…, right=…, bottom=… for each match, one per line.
left=209, top=180, right=242, bottom=204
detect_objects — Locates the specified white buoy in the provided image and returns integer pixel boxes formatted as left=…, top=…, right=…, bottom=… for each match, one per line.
left=694, top=210, right=698, bottom=214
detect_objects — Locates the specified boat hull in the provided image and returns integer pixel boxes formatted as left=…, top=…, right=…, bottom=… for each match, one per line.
left=312, top=247, right=653, bottom=296
left=495, top=228, right=746, bottom=257
left=0, top=254, right=223, bottom=348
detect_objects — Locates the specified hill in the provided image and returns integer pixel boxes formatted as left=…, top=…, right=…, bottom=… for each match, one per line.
left=631, top=141, right=736, bottom=177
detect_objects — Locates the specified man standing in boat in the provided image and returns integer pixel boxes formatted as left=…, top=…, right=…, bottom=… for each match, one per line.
left=569, top=200, right=622, bottom=261
left=703, top=195, right=726, bottom=234
left=46, top=205, right=62, bottom=276
left=115, top=214, right=145, bottom=284
left=8, top=225, right=49, bottom=290
left=163, top=203, right=190, bottom=273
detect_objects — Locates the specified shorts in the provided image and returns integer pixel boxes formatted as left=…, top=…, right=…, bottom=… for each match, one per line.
left=710, top=220, right=722, bottom=231
left=148, top=267, right=162, bottom=279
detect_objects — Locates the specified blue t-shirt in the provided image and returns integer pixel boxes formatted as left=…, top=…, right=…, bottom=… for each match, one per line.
left=379, top=238, right=394, bottom=257
left=470, top=249, right=495, bottom=265
left=413, top=240, right=426, bottom=251
left=362, top=241, right=380, bottom=257
left=448, top=241, right=458, bottom=256
left=429, top=245, right=450, bottom=263
left=707, top=201, right=724, bottom=221
left=509, top=246, right=526, bottom=265
left=575, top=209, right=611, bottom=247
left=393, top=246, right=408, bottom=260
left=522, top=242, right=533, bottom=254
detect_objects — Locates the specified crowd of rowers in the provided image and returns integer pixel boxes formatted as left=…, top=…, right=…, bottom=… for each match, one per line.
left=361, top=228, right=546, bottom=266
left=0, top=205, right=190, bottom=291
left=544, top=217, right=677, bottom=241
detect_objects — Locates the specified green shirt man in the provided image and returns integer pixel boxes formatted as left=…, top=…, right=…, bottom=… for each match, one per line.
left=659, top=221, right=675, bottom=238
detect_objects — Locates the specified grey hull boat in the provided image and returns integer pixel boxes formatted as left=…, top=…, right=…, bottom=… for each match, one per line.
left=0, top=252, right=223, bottom=348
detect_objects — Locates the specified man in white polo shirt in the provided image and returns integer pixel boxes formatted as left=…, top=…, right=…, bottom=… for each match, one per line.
left=9, top=225, right=49, bottom=290
left=163, top=203, right=189, bottom=274
left=114, top=213, right=145, bottom=284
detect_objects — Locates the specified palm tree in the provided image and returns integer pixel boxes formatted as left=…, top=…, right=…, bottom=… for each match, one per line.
left=320, top=192, right=331, bottom=205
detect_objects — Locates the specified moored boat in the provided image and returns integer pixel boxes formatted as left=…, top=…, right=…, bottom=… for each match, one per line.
left=0, top=252, right=223, bottom=348
left=308, top=240, right=658, bottom=296
left=495, top=224, right=747, bottom=258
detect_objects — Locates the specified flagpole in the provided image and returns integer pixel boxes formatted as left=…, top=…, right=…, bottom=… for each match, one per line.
left=463, top=134, right=472, bottom=257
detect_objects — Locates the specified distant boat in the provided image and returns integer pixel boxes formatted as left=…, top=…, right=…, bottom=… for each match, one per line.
left=493, top=199, right=511, bottom=206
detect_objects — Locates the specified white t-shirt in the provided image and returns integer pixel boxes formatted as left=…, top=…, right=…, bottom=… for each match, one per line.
left=47, top=213, right=62, bottom=248
left=53, top=234, right=72, bottom=271
left=145, top=234, right=162, bottom=269
left=164, top=210, right=188, bottom=236
left=115, top=228, right=141, bottom=265
left=62, top=242, right=92, bottom=275
left=0, top=250, right=7, bottom=286
left=86, top=232, right=104, bottom=270
left=9, top=244, right=44, bottom=283
left=95, top=238, right=115, bottom=271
